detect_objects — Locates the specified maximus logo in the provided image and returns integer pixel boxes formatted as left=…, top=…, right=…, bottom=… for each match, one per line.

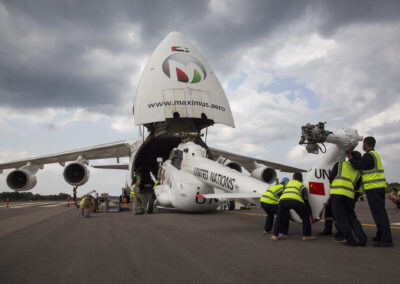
left=162, top=53, right=207, bottom=83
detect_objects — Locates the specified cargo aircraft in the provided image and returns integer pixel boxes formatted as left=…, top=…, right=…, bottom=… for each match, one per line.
left=0, top=32, right=363, bottom=217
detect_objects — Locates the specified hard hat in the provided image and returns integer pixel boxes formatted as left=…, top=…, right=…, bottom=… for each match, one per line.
left=281, top=177, right=289, bottom=183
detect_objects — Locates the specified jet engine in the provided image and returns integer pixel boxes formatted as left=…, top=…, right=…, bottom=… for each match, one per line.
left=217, top=157, right=242, bottom=173
left=250, top=166, right=277, bottom=184
left=6, top=169, right=37, bottom=191
left=63, top=162, right=90, bottom=186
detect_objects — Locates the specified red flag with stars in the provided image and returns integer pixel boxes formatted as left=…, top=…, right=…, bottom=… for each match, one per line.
left=309, top=182, right=325, bottom=195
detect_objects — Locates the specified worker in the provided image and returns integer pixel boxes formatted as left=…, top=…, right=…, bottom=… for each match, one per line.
left=148, top=178, right=159, bottom=214
left=131, top=171, right=143, bottom=215
left=271, top=172, right=316, bottom=241
left=73, top=186, right=77, bottom=208
left=93, top=192, right=99, bottom=213
left=319, top=199, right=335, bottom=236
left=319, top=197, right=345, bottom=243
left=329, top=151, right=367, bottom=246
left=354, top=186, right=364, bottom=203
left=350, top=136, right=393, bottom=247
left=388, top=188, right=400, bottom=208
left=260, top=177, right=288, bottom=234
left=81, top=195, right=94, bottom=218
left=140, top=172, right=155, bottom=214
left=122, top=187, right=130, bottom=203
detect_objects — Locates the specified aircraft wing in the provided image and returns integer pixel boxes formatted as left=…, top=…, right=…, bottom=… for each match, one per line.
left=208, top=147, right=306, bottom=173
left=92, top=164, right=129, bottom=170
left=0, top=139, right=141, bottom=171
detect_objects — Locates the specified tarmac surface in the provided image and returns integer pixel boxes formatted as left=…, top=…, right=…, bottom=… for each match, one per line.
left=0, top=199, right=399, bottom=284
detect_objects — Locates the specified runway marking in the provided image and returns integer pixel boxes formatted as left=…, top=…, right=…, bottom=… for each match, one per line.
left=0, top=206, right=70, bottom=238
left=0, top=202, right=67, bottom=209
left=41, top=203, right=66, bottom=208
left=222, top=211, right=400, bottom=230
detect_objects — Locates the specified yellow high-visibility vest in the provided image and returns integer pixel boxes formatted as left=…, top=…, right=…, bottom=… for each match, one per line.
left=279, top=180, right=305, bottom=203
left=130, top=186, right=136, bottom=198
left=130, top=174, right=141, bottom=197
left=330, top=161, right=361, bottom=199
left=153, top=179, right=159, bottom=190
left=260, top=184, right=284, bottom=204
left=362, top=151, right=387, bottom=190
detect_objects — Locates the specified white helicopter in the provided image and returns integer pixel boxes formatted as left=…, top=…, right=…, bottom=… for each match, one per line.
left=0, top=32, right=362, bottom=217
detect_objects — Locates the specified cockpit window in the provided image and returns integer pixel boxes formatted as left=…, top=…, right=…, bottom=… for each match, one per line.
left=171, top=149, right=183, bottom=170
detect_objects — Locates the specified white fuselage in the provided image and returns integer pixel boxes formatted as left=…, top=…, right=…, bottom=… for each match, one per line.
left=154, top=142, right=268, bottom=212
left=302, top=127, right=363, bottom=219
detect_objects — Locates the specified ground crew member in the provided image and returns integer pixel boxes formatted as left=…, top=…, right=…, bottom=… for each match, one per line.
left=131, top=171, right=143, bottom=215
left=330, top=151, right=367, bottom=246
left=319, top=198, right=344, bottom=242
left=81, top=195, right=94, bottom=218
left=388, top=188, right=400, bottom=208
left=323, top=152, right=365, bottom=240
left=319, top=200, right=335, bottom=236
left=147, top=178, right=159, bottom=214
left=322, top=198, right=345, bottom=242
left=140, top=172, right=155, bottom=214
left=73, top=186, right=77, bottom=208
left=271, top=172, right=316, bottom=241
left=354, top=186, right=364, bottom=203
left=350, top=136, right=393, bottom=247
left=260, top=177, right=288, bottom=234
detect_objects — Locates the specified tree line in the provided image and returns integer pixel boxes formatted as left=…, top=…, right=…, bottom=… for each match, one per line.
left=0, top=191, right=70, bottom=201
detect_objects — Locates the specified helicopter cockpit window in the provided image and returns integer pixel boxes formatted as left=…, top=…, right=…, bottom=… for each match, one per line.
left=171, top=149, right=183, bottom=170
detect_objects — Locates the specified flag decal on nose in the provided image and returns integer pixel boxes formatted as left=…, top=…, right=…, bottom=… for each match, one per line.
left=309, top=182, right=325, bottom=195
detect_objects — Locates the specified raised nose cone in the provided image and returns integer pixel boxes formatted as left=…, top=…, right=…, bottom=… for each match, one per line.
left=134, top=31, right=235, bottom=130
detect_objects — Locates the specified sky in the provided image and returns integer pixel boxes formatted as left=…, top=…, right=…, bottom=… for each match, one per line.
left=0, top=0, right=399, bottom=196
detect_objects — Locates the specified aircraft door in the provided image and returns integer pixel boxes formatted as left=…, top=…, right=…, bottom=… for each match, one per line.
left=162, top=88, right=214, bottom=120
left=191, top=88, right=213, bottom=120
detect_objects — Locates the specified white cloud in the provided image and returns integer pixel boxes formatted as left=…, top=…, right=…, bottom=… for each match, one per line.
left=0, top=106, right=62, bottom=124
left=207, top=0, right=242, bottom=23
left=354, top=103, right=400, bottom=134
left=272, top=33, right=338, bottom=68
left=0, top=149, right=31, bottom=162
left=82, top=47, right=139, bottom=78
left=57, top=108, right=107, bottom=127
left=111, top=116, right=136, bottom=133
left=0, top=118, right=12, bottom=132
left=114, top=23, right=142, bottom=48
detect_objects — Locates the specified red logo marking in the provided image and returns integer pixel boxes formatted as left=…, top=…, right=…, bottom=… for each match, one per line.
left=309, top=182, right=325, bottom=195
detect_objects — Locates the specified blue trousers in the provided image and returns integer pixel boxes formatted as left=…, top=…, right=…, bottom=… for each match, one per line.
left=275, top=199, right=311, bottom=236
left=261, top=202, right=278, bottom=232
left=366, top=188, right=392, bottom=243
left=331, top=194, right=367, bottom=245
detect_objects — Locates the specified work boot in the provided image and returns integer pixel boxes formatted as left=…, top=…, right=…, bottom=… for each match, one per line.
left=331, top=236, right=346, bottom=243
left=302, top=236, right=317, bottom=241
left=318, top=230, right=333, bottom=236
left=357, top=240, right=367, bottom=246
left=330, top=233, right=342, bottom=240
left=372, top=236, right=381, bottom=242
left=373, top=242, right=393, bottom=247
left=270, top=235, right=279, bottom=241
left=344, top=242, right=358, bottom=247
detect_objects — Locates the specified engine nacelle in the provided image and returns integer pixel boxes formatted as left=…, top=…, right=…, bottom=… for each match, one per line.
left=63, top=162, right=90, bottom=186
left=6, top=169, right=37, bottom=191
left=217, top=157, right=242, bottom=173
left=250, top=167, right=277, bottom=184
